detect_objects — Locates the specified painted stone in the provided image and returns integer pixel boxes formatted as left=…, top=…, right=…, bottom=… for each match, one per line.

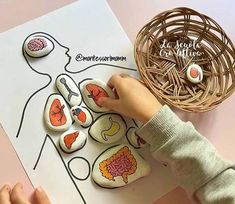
left=24, top=36, right=53, bottom=58
left=126, top=127, right=148, bottom=149
left=70, top=106, right=93, bottom=128
left=89, top=113, right=126, bottom=144
left=56, top=74, right=82, bottom=107
left=186, top=64, right=203, bottom=84
left=44, top=94, right=72, bottom=131
left=81, top=79, right=115, bottom=112
left=60, top=129, right=87, bottom=153
left=92, top=144, right=151, bottom=188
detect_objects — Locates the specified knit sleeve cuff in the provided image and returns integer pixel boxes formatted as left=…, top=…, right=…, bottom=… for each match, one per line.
left=136, top=105, right=184, bottom=151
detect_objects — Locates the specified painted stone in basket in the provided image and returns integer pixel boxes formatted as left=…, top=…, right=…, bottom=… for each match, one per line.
left=89, top=113, right=126, bottom=144
left=60, top=129, right=87, bottom=153
left=56, top=74, right=82, bottom=107
left=44, top=94, right=72, bottom=131
left=126, top=127, right=148, bottom=149
left=81, top=79, right=115, bottom=112
left=92, top=144, right=151, bottom=188
left=24, top=36, right=53, bottom=58
left=186, top=64, right=203, bottom=84
left=70, top=106, right=93, bottom=128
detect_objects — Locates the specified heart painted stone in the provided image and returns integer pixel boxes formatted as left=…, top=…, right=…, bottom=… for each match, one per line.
left=60, top=129, right=87, bottom=153
left=92, top=144, right=151, bottom=188
left=56, top=74, right=82, bottom=107
left=81, top=79, right=115, bottom=112
left=24, top=36, right=54, bottom=58
left=70, top=106, right=93, bottom=128
left=44, top=94, right=72, bottom=131
left=89, top=113, right=127, bottom=144
left=126, top=127, right=148, bottom=149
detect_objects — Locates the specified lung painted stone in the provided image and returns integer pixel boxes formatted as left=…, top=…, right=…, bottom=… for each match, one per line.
left=60, top=129, right=87, bottom=153
left=92, top=144, right=151, bottom=188
left=56, top=74, right=82, bottom=107
left=44, top=94, right=72, bottom=131
left=89, top=113, right=126, bottom=144
left=81, top=79, right=115, bottom=112
left=24, top=36, right=54, bottom=58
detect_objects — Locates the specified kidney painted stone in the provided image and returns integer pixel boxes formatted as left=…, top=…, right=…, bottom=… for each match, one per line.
left=126, top=127, right=148, bottom=149
left=24, top=36, right=54, bottom=58
left=70, top=106, right=93, bottom=128
left=186, top=64, right=203, bottom=84
left=92, top=144, right=151, bottom=188
left=81, top=79, right=115, bottom=112
left=44, top=94, right=72, bottom=131
left=89, top=113, right=126, bottom=144
left=60, top=129, right=87, bottom=153
left=56, top=74, right=82, bottom=107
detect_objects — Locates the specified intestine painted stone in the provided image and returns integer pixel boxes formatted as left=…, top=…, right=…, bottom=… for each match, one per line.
left=70, top=106, right=93, bottom=128
left=24, top=36, right=54, bottom=58
left=126, top=127, right=148, bottom=149
left=92, top=144, right=151, bottom=188
left=44, top=94, right=72, bottom=131
left=60, top=129, right=87, bottom=153
left=81, top=79, right=115, bottom=112
left=56, top=74, right=82, bottom=107
left=89, top=113, right=126, bottom=144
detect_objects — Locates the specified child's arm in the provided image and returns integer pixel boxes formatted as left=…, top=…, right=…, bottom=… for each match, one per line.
left=99, top=74, right=235, bottom=204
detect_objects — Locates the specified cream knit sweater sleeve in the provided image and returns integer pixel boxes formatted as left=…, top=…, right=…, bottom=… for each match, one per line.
left=137, top=105, right=235, bottom=204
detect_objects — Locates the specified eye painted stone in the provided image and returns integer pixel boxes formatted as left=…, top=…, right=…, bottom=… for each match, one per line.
left=24, top=36, right=53, bottom=58
left=44, top=94, right=72, bottom=131
left=70, top=106, right=93, bottom=128
left=126, top=127, right=148, bottom=149
left=186, top=64, right=203, bottom=84
left=89, top=113, right=126, bottom=144
left=81, top=79, right=115, bottom=112
left=60, top=129, right=87, bottom=153
left=92, top=144, right=151, bottom=188
left=56, top=74, right=82, bottom=107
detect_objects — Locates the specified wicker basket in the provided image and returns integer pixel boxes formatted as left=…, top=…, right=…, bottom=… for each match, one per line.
left=135, top=7, right=235, bottom=112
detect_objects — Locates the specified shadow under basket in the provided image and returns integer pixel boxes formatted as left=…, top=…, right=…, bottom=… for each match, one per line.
left=134, top=7, right=235, bottom=112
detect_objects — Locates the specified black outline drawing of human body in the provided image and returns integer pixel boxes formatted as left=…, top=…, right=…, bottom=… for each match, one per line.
left=16, top=32, right=137, bottom=204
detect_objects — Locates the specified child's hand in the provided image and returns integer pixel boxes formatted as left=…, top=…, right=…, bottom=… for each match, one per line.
left=98, top=74, right=162, bottom=123
left=0, top=183, right=50, bottom=204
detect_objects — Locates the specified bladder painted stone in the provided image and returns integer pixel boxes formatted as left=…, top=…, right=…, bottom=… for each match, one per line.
left=92, top=144, right=151, bottom=188
left=89, top=113, right=126, bottom=144
left=186, top=64, right=203, bottom=84
left=81, top=79, right=115, bottom=112
left=60, top=129, right=87, bottom=153
left=24, top=36, right=54, bottom=58
left=56, top=74, right=82, bottom=107
left=126, top=127, right=148, bottom=149
left=70, top=106, right=93, bottom=128
left=44, top=94, right=72, bottom=131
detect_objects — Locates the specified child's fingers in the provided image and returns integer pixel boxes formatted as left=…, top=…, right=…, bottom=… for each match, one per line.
left=10, top=183, right=30, bottom=204
left=107, top=74, right=122, bottom=89
left=34, top=187, right=51, bottom=204
left=0, top=185, right=11, bottom=204
left=98, top=97, right=119, bottom=110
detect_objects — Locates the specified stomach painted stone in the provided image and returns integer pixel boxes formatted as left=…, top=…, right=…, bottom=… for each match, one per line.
left=81, top=79, right=115, bottom=112
left=24, top=36, right=54, bottom=58
left=126, top=127, right=148, bottom=149
left=92, top=144, right=151, bottom=188
left=44, top=94, right=72, bottom=131
left=70, top=106, right=93, bottom=128
left=56, top=74, right=82, bottom=107
left=60, top=129, right=87, bottom=153
left=89, top=113, right=126, bottom=144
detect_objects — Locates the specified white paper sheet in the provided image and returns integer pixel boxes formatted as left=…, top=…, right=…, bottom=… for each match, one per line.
left=0, top=0, right=177, bottom=203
